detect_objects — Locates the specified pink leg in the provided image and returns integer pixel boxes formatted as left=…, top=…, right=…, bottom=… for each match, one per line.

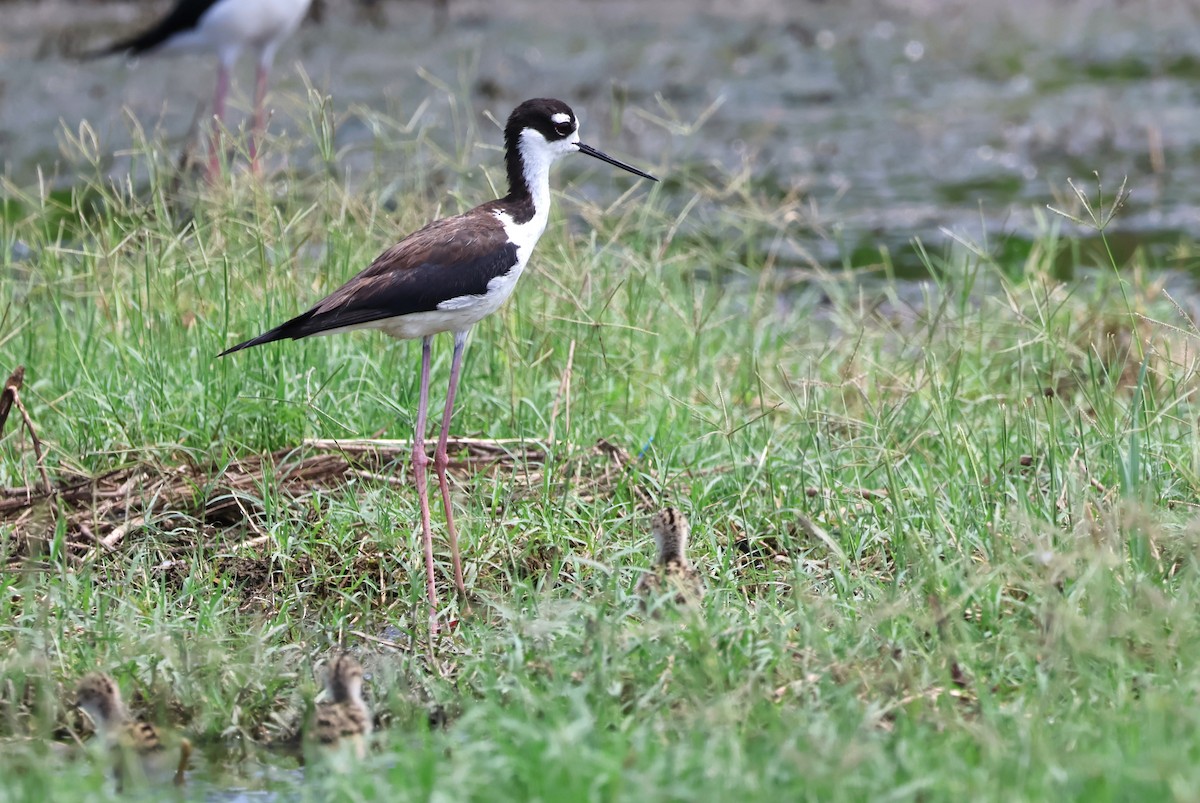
left=412, top=336, right=440, bottom=632
left=250, top=60, right=269, bottom=174
left=208, top=61, right=232, bottom=180
left=433, top=330, right=469, bottom=597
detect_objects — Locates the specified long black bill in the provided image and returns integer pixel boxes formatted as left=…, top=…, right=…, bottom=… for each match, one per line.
left=577, top=143, right=659, bottom=182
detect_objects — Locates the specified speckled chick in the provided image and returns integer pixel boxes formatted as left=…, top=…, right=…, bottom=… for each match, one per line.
left=309, top=654, right=372, bottom=761
left=635, top=507, right=705, bottom=608
left=74, top=673, right=190, bottom=788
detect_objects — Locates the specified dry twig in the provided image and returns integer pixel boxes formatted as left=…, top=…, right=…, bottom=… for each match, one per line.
left=1, top=366, right=54, bottom=498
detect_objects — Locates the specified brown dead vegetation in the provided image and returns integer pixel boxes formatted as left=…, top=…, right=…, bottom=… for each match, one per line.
left=0, top=436, right=662, bottom=571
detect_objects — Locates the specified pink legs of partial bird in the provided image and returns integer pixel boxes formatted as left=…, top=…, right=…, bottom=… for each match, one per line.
left=411, top=331, right=469, bottom=633
left=206, top=55, right=274, bottom=179
left=249, top=58, right=271, bottom=175
left=207, top=60, right=233, bottom=179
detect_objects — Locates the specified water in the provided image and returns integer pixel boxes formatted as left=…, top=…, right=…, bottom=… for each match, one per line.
left=3, top=0, right=1197, bottom=272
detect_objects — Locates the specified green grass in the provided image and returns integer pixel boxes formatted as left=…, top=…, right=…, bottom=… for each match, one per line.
left=3, top=95, right=1200, bottom=802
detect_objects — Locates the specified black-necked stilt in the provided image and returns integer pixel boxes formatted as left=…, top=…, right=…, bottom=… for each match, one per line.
left=74, top=673, right=192, bottom=788
left=308, top=654, right=371, bottom=761
left=220, top=98, right=657, bottom=631
left=89, top=0, right=313, bottom=177
left=635, top=508, right=705, bottom=608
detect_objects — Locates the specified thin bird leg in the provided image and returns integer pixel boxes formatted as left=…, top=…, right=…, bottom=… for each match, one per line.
left=207, top=60, right=232, bottom=179
left=249, top=59, right=270, bottom=174
left=412, top=335, right=440, bottom=631
left=433, top=330, right=468, bottom=597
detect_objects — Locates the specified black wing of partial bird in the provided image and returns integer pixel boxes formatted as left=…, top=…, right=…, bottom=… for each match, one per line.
left=218, top=206, right=519, bottom=356
left=86, top=0, right=221, bottom=58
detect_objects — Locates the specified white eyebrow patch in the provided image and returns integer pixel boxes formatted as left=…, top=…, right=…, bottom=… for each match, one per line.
left=550, top=112, right=572, bottom=124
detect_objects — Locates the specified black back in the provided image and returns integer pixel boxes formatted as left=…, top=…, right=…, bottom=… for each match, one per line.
left=218, top=207, right=518, bottom=355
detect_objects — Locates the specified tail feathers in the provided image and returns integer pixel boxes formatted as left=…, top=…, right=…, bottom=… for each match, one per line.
left=217, top=326, right=289, bottom=357
left=80, top=28, right=166, bottom=60
left=218, top=310, right=317, bottom=357
left=79, top=40, right=134, bottom=60
left=97, top=32, right=163, bottom=57
left=84, top=1, right=213, bottom=60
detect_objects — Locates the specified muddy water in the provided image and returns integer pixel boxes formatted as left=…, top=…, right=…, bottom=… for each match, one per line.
left=1, top=0, right=1198, bottom=271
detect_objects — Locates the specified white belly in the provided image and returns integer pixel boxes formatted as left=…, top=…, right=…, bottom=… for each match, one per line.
left=318, top=265, right=524, bottom=341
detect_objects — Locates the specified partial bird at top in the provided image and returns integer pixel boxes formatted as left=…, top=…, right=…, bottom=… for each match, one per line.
left=88, top=0, right=313, bottom=178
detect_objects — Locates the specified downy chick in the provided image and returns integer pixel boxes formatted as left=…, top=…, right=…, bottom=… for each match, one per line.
left=307, top=653, right=372, bottom=762
left=635, top=507, right=705, bottom=609
left=74, top=672, right=190, bottom=788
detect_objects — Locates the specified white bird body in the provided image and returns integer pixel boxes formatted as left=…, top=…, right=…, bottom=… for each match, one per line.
left=150, top=0, right=313, bottom=67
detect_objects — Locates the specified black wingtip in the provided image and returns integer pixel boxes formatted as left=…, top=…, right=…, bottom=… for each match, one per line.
left=218, top=307, right=323, bottom=357
left=217, top=328, right=285, bottom=358
left=216, top=341, right=248, bottom=358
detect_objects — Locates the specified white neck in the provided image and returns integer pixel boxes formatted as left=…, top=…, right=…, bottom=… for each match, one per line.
left=516, top=129, right=558, bottom=230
